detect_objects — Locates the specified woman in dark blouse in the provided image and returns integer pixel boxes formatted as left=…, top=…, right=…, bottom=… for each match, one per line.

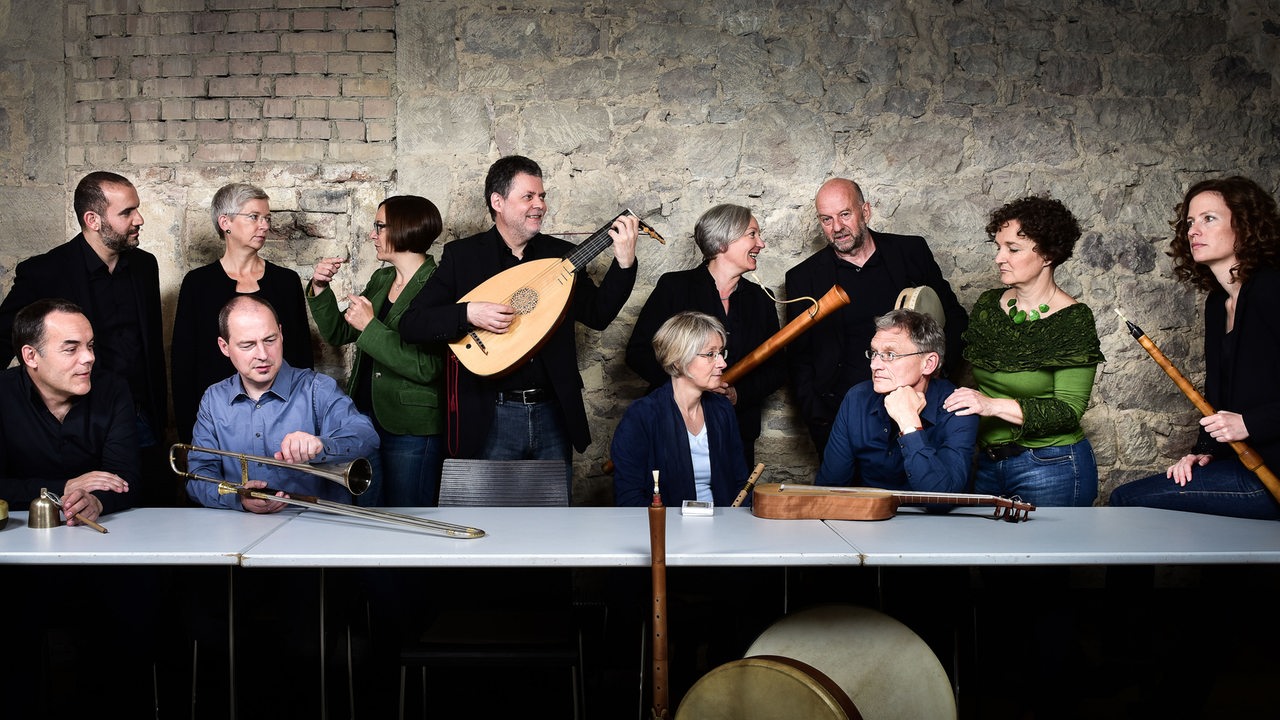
left=625, top=203, right=783, bottom=466
left=1110, top=176, right=1280, bottom=519
left=171, top=183, right=313, bottom=443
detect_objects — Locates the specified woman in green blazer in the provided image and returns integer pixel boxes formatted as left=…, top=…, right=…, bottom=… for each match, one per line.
left=308, top=195, right=445, bottom=506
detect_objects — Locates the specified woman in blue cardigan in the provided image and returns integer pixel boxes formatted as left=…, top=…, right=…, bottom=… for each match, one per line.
left=612, top=311, right=750, bottom=506
left=307, top=195, right=445, bottom=507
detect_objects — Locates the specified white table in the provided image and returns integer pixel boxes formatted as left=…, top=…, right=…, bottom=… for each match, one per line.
left=238, top=506, right=857, bottom=567
left=823, top=505, right=1280, bottom=566
left=0, top=507, right=295, bottom=564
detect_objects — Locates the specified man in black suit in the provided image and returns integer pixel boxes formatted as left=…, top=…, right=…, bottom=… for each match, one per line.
left=785, top=178, right=967, bottom=457
left=399, top=155, right=638, bottom=496
left=0, top=171, right=172, bottom=505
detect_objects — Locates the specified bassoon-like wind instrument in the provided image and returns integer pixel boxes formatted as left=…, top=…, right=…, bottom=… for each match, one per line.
left=1115, top=310, right=1280, bottom=504
left=720, top=284, right=850, bottom=385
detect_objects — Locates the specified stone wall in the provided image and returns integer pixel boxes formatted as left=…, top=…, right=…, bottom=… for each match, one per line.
left=0, top=0, right=1276, bottom=505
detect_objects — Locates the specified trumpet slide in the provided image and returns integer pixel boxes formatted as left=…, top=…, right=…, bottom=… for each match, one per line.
left=170, top=444, right=485, bottom=539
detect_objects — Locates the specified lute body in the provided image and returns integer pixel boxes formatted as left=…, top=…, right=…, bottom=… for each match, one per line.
left=448, top=209, right=662, bottom=377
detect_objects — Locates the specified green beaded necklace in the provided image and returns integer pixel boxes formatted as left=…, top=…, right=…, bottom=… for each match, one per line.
left=1006, top=297, right=1050, bottom=324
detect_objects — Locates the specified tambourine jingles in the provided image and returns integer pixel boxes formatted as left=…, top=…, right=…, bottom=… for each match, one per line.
left=676, top=604, right=956, bottom=720
left=894, top=285, right=946, bottom=329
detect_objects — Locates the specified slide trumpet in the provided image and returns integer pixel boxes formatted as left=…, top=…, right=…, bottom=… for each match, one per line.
left=170, top=444, right=485, bottom=539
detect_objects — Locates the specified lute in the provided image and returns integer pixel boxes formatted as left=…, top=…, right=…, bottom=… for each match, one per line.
left=751, top=483, right=1035, bottom=522
left=450, top=209, right=664, bottom=377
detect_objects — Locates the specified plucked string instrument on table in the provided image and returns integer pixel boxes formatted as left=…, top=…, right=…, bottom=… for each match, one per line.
left=751, top=483, right=1035, bottom=522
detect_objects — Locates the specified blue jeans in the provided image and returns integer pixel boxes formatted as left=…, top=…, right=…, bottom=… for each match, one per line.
left=359, top=431, right=444, bottom=508
left=1108, top=457, right=1280, bottom=520
left=975, top=438, right=1098, bottom=507
left=479, top=398, right=573, bottom=496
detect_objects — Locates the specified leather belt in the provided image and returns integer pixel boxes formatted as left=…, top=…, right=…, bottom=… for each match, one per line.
left=496, top=388, right=550, bottom=404
left=984, top=443, right=1028, bottom=461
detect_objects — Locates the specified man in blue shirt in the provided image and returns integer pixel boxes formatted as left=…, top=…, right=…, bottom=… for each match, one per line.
left=185, top=295, right=378, bottom=511
left=815, top=309, right=977, bottom=493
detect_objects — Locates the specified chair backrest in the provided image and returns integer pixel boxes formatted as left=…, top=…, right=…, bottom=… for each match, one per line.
left=438, top=459, right=569, bottom=507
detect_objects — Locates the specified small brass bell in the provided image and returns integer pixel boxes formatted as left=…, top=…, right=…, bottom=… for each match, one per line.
left=0, top=498, right=8, bottom=530
left=28, top=489, right=61, bottom=529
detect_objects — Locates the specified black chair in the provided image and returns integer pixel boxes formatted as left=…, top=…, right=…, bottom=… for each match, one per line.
left=398, top=459, right=586, bottom=719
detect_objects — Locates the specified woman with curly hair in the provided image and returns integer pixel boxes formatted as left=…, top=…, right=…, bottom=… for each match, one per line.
left=944, top=196, right=1105, bottom=506
left=1110, top=176, right=1280, bottom=519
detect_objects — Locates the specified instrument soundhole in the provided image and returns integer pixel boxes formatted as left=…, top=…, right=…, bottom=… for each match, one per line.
left=509, top=287, right=539, bottom=314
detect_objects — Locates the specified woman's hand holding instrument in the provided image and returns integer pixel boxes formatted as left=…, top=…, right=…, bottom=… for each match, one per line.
left=1115, top=309, right=1280, bottom=504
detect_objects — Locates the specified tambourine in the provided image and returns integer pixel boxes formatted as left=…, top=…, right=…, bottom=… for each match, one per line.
left=894, top=285, right=946, bottom=329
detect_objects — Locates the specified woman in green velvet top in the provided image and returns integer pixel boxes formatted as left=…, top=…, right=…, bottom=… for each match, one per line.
left=944, top=196, right=1105, bottom=506
left=307, top=195, right=445, bottom=507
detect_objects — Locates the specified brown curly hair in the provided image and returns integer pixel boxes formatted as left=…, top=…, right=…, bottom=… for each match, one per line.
left=985, top=196, right=1080, bottom=267
left=1169, top=176, right=1280, bottom=292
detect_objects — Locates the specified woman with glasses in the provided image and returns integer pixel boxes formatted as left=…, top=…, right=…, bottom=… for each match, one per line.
left=171, top=183, right=313, bottom=444
left=1109, top=177, right=1280, bottom=519
left=306, top=195, right=445, bottom=507
left=943, top=196, right=1104, bottom=507
left=612, top=311, right=750, bottom=506
left=625, top=203, right=784, bottom=467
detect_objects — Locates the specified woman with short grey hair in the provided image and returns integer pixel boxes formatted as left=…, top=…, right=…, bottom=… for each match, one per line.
left=625, top=203, right=784, bottom=466
left=171, top=182, right=314, bottom=443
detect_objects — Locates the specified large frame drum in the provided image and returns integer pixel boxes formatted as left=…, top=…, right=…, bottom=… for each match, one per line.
left=676, top=604, right=956, bottom=720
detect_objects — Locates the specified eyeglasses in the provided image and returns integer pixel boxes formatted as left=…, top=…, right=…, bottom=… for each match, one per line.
left=865, top=349, right=927, bottom=362
left=694, top=349, right=728, bottom=361
left=373, top=221, right=388, bottom=233
left=230, top=212, right=272, bottom=226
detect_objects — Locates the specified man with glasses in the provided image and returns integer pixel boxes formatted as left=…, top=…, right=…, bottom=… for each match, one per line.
left=814, top=309, right=977, bottom=492
left=0, top=172, right=172, bottom=505
left=785, top=177, right=967, bottom=458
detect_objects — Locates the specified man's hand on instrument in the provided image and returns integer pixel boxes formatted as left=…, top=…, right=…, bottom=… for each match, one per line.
left=1200, top=410, right=1249, bottom=445
left=309, top=256, right=347, bottom=294
left=59, top=488, right=105, bottom=524
left=344, top=294, right=374, bottom=332
left=276, top=432, right=324, bottom=464
left=1167, top=453, right=1212, bottom=486
left=884, top=386, right=926, bottom=432
left=609, top=213, right=639, bottom=269
left=467, top=301, right=518, bottom=334
left=241, top=480, right=288, bottom=514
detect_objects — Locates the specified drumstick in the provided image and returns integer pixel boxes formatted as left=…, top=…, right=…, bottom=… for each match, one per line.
left=1116, top=308, right=1280, bottom=504
left=730, top=463, right=766, bottom=508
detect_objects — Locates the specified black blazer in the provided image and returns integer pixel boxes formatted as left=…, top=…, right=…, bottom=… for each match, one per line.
left=783, top=230, right=967, bottom=427
left=399, top=227, right=636, bottom=458
left=0, top=234, right=168, bottom=432
left=1202, top=267, right=1280, bottom=467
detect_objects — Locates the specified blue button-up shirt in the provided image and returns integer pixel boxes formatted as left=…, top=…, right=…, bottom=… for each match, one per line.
left=186, top=362, right=379, bottom=510
left=815, top=378, right=978, bottom=493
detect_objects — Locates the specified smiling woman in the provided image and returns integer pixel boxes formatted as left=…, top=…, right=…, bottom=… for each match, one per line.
left=170, top=183, right=314, bottom=444
left=625, top=203, right=785, bottom=467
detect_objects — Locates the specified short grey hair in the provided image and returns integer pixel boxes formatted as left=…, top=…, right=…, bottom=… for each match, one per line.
left=873, top=308, right=945, bottom=374
left=653, top=311, right=727, bottom=378
left=211, top=183, right=269, bottom=238
left=693, top=204, right=754, bottom=260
